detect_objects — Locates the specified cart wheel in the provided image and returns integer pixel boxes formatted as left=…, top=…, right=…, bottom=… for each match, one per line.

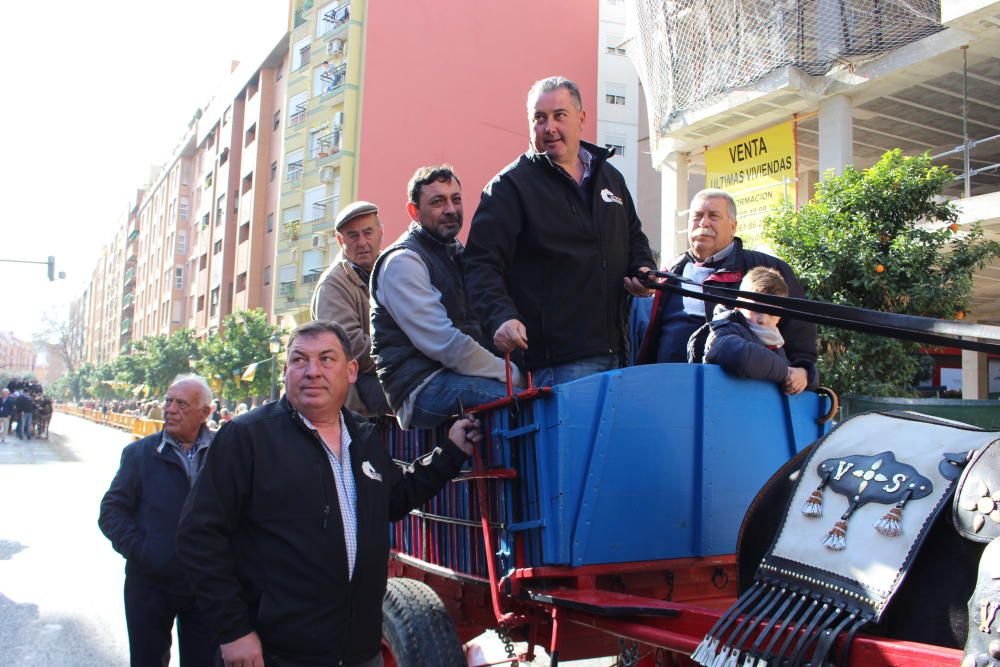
left=381, top=578, right=465, bottom=667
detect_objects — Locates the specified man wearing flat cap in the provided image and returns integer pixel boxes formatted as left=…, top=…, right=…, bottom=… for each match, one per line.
left=311, top=200, right=390, bottom=416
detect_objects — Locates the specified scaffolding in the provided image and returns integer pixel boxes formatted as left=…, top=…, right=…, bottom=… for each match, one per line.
left=628, top=0, right=944, bottom=154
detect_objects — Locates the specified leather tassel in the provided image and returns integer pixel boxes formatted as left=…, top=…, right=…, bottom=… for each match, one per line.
left=809, top=610, right=857, bottom=666
left=693, top=582, right=765, bottom=666
left=802, top=488, right=825, bottom=517
left=875, top=506, right=903, bottom=537
left=787, top=603, right=838, bottom=667
left=823, top=519, right=849, bottom=550
left=743, top=586, right=796, bottom=664
left=727, top=585, right=786, bottom=663
left=775, top=598, right=821, bottom=660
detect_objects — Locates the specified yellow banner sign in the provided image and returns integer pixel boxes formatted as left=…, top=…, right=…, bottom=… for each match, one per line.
left=704, top=120, right=797, bottom=249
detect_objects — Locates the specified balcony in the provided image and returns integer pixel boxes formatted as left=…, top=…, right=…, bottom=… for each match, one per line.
left=127, top=228, right=139, bottom=243
left=286, top=160, right=303, bottom=182
left=314, top=126, right=343, bottom=159
left=283, top=219, right=301, bottom=241
left=311, top=195, right=341, bottom=231
left=289, top=100, right=308, bottom=127
left=320, top=3, right=349, bottom=36
left=279, top=281, right=297, bottom=301
left=120, top=318, right=132, bottom=335
left=319, top=63, right=347, bottom=95
left=122, top=293, right=134, bottom=310
left=124, top=268, right=136, bottom=285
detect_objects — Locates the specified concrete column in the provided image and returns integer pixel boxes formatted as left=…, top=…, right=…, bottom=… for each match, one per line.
left=962, top=349, right=989, bottom=399
left=818, top=95, right=853, bottom=177
left=659, top=151, right=688, bottom=263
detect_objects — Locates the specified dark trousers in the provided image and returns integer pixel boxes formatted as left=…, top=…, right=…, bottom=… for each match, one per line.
left=125, top=574, right=217, bottom=667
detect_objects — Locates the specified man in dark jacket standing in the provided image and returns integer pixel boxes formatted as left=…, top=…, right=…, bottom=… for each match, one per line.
left=0, top=388, right=14, bottom=442
left=465, top=76, right=656, bottom=386
left=176, top=321, right=480, bottom=667
left=98, top=374, right=217, bottom=666
left=635, top=188, right=817, bottom=393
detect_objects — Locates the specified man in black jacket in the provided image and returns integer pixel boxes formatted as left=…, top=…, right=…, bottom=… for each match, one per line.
left=99, top=374, right=217, bottom=666
left=465, top=76, right=656, bottom=386
left=635, top=189, right=817, bottom=393
left=177, top=321, right=480, bottom=667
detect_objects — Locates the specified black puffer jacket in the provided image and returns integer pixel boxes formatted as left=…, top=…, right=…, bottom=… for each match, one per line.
left=688, top=309, right=818, bottom=388
left=465, top=141, right=655, bottom=370
left=176, top=398, right=467, bottom=666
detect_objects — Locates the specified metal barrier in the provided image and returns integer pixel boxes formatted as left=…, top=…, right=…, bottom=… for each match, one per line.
left=56, top=406, right=164, bottom=440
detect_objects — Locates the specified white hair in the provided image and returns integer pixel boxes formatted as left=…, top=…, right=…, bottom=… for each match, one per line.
left=169, top=374, right=213, bottom=408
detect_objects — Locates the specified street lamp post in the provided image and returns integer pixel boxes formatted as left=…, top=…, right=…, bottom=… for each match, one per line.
left=269, top=334, right=282, bottom=402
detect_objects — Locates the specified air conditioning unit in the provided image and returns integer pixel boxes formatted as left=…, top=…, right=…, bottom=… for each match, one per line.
left=328, top=39, right=344, bottom=55
left=319, top=165, right=337, bottom=183
left=289, top=247, right=298, bottom=258
left=333, top=111, right=345, bottom=127
left=311, top=234, right=324, bottom=248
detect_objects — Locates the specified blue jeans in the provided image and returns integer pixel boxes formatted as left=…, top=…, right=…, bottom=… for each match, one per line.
left=18, top=413, right=32, bottom=439
left=410, top=371, right=512, bottom=429
left=532, top=354, right=620, bottom=387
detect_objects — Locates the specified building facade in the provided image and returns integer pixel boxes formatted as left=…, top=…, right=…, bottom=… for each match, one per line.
left=0, top=332, right=35, bottom=378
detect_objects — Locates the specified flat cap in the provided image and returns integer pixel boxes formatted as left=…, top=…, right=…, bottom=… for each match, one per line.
left=335, top=200, right=379, bottom=231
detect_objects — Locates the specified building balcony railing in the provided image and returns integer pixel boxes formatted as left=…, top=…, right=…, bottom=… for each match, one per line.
left=122, top=293, right=134, bottom=310
left=127, top=228, right=139, bottom=243
left=311, top=195, right=341, bottom=230
left=320, top=3, right=349, bottom=35
left=120, top=318, right=132, bottom=335
left=279, top=281, right=297, bottom=301
left=286, top=160, right=304, bottom=182
left=315, top=127, right=342, bottom=158
left=319, top=63, right=347, bottom=94
left=284, top=219, right=301, bottom=241
left=124, top=268, right=136, bottom=285
left=290, top=101, right=308, bottom=127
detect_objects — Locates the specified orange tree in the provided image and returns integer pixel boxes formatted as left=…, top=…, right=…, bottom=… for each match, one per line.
left=764, top=149, right=1000, bottom=396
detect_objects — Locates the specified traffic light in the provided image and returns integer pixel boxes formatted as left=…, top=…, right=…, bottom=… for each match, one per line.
left=47, top=256, right=55, bottom=281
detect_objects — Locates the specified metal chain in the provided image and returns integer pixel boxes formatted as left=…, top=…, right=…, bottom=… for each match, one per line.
left=617, top=639, right=640, bottom=667
left=496, top=626, right=517, bottom=664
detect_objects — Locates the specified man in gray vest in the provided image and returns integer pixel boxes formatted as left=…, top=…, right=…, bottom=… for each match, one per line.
left=370, top=165, right=523, bottom=429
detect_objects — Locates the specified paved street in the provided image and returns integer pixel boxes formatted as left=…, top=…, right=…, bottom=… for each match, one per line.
left=0, top=414, right=610, bottom=666
left=0, top=414, right=137, bottom=666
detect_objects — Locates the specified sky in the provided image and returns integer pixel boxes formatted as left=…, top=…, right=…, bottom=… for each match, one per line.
left=0, top=0, right=287, bottom=342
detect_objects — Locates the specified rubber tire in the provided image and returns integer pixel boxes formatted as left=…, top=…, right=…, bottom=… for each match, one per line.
left=381, top=578, right=466, bottom=667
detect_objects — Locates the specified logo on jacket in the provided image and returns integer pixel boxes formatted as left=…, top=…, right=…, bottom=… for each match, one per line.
left=362, top=460, right=382, bottom=482
left=600, top=188, right=624, bottom=206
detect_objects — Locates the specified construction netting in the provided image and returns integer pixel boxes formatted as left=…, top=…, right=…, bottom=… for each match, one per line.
left=627, top=0, right=944, bottom=153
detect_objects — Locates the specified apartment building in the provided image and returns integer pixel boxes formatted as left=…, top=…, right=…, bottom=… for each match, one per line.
left=275, top=0, right=601, bottom=326
left=629, top=0, right=1000, bottom=395
left=0, top=332, right=35, bottom=377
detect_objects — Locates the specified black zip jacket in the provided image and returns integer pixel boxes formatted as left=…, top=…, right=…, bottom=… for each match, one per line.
left=175, top=398, right=467, bottom=665
left=464, top=141, right=655, bottom=371
left=98, top=430, right=203, bottom=587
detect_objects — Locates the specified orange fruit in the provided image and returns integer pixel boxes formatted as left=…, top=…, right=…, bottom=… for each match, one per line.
left=875, top=264, right=885, bottom=273
left=949, top=223, right=959, bottom=232
left=956, top=311, right=965, bottom=320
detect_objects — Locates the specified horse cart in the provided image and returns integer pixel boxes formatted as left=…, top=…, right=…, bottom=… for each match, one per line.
left=378, top=280, right=1000, bottom=667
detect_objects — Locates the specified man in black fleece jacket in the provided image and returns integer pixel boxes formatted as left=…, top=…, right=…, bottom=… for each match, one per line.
left=177, top=321, right=480, bottom=667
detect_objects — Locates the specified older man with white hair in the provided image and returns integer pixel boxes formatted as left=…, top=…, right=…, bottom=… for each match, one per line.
left=99, top=373, right=217, bottom=667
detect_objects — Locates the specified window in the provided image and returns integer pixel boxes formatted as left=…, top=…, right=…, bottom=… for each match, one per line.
left=219, top=147, right=229, bottom=166
left=264, top=265, right=272, bottom=286
left=239, top=221, right=250, bottom=243
left=292, top=37, right=311, bottom=71
left=242, top=172, right=253, bottom=195
left=199, top=253, right=208, bottom=271
left=606, top=35, right=626, bottom=56
left=274, top=110, right=281, bottom=131
left=236, top=272, right=247, bottom=293
left=286, top=149, right=305, bottom=182
left=197, top=295, right=205, bottom=312
left=302, top=249, right=324, bottom=283
left=605, top=142, right=626, bottom=157
left=304, top=185, right=327, bottom=222
left=270, top=161, right=278, bottom=182
left=245, top=124, right=256, bottom=147
left=172, top=300, right=183, bottom=324
left=179, top=196, right=190, bottom=221
left=247, top=75, right=259, bottom=100
left=210, top=287, right=220, bottom=317
left=174, top=266, right=184, bottom=289
left=216, top=194, right=226, bottom=226
left=214, top=239, right=223, bottom=254
left=267, top=213, right=275, bottom=233
left=223, top=106, right=231, bottom=127
left=606, top=83, right=627, bottom=106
